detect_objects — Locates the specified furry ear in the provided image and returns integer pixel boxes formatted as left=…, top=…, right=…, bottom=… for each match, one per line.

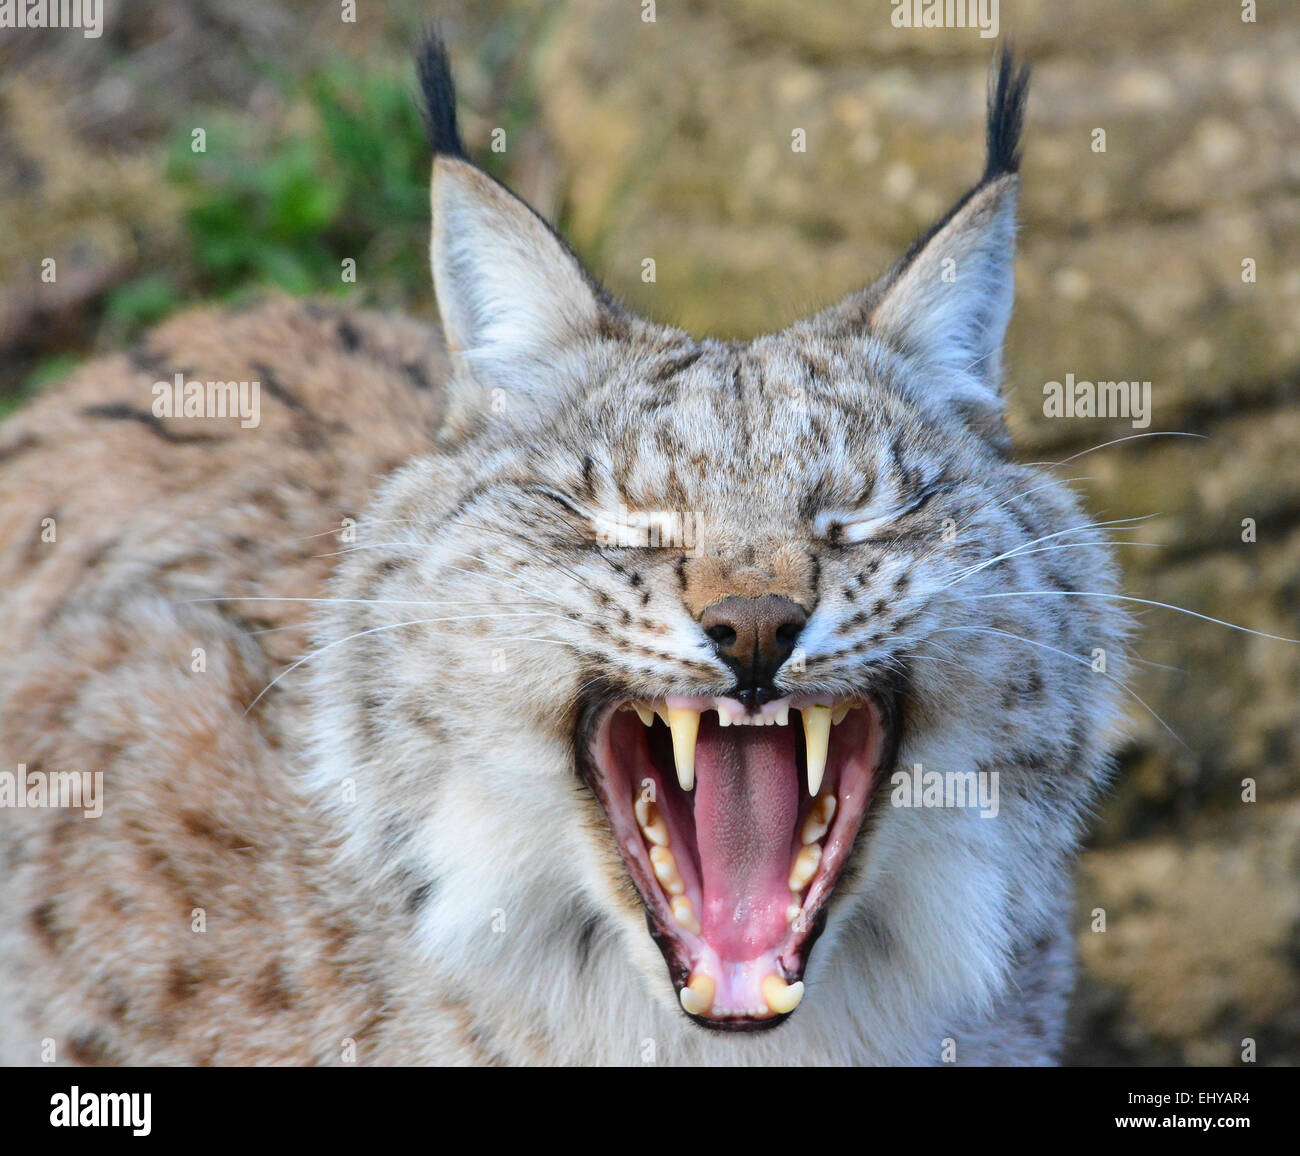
left=418, top=35, right=612, bottom=412
left=797, top=52, right=1030, bottom=446
left=431, top=158, right=606, bottom=385
left=869, top=171, right=1019, bottom=403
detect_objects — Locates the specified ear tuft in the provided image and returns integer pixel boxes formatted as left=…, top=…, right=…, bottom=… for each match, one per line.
left=983, top=48, right=1030, bottom=183
left=416, top=29, right=467, bottom=159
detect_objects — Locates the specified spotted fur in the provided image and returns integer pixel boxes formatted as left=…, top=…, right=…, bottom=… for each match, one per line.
left=0, top=45, right=1126, bottom=1065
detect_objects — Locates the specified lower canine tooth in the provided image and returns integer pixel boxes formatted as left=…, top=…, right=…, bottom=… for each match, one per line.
left=788, top=843, right=821, bottom=891
left=670, top=895, right=700, bottom=935
left=802, top=705, right=832, bottom=796
left=762, top=974, right=805, bottom=1015
left=679, top=972, right=715, bottom=1016
left=634, top=796, right=670, bottom=846
left=650, top=845, right=685, bottom=895
left=665, top=707, right=700, bottom=791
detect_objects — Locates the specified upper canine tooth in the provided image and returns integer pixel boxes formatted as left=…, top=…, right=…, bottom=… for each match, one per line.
left=633, top=702, right=656, bottom=727
left=788, top=843, right=821, bottom=891
left=665, top=707, right=700, bottom=791
left=650, top=845, right=685, bottom=895
left=800, top=792, right=837, bottom=845
left=831, top=701, right=852, bottom=725
left=802, top=705, right=832, bottom=796
left=634, top=795, right=670, bottom=846
left=679, top=972, right=715, bottom=1017
left=761, top=974, right=805, bottom=1015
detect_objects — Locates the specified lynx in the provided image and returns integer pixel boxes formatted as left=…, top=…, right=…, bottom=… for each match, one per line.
left=0, top=41, right=1128, bottom=1065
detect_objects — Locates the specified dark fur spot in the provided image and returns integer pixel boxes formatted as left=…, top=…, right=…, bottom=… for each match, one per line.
left=0, top=433, right=41, bottom=465
left=81, top=404, right=223, bottom=444
left=575, top=912, right=602, bottom=972
left=337, top=319, right=363, bottom=352
left=403, top=360, right=432, bottom=390
left=252, top=961, right=293, bottom=1012
left=182, top=811, right=255, bottom=854
left=68, top=1031, right=115, bottom=1064
left=650, top=349, right=703, bottom=382
left=29, top=900, right=61, bottom=950
left=167, top=961, right=204, bottom=1003
left=405, top=878, right=436, bottom=915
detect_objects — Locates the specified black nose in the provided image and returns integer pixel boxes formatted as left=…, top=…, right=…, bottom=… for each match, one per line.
left=700, top=595, right=808, bottom=701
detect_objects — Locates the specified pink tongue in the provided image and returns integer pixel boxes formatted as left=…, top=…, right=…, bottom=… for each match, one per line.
left=692, top=718, right=799, bottom=960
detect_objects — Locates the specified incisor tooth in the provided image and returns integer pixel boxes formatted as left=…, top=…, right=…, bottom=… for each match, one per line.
left=802, top=705, right=832, bottom=796
left=762, top=974, right=805, bottom=1015
left=670, top=895, right=700, bottom=935
left=800, top=792, right=837, bottom=845
left=788, top=842, right=821, bottom=891
left=634, top=796, right=670, bottom=846
left=633, top=702, right=656, bottom=727
left=665, top=707, right=699, bottom=791
left=649, top=844, right=685, bottom=895
left=679, top=972, right=715, bottom=1016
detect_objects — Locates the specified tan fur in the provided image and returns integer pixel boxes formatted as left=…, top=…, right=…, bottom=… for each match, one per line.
left=0, top=298, right=449, bottom=1063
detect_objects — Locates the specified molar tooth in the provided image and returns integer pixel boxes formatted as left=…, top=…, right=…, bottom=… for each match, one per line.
left=633, top=702, right=656, bottom=727
left=679, top=972, right=715, bottom=1017
left=670, top=895, right=700, bottom=935
left=788, top=843, right=822, bottom=891
left=786, top=902, right=801, bottom=924
left=831, top=701, right=852, bottom=725
left=761, top=974, right=805, bottom=1015
left=634, top=796, right=670, bottom=846
left=650, top=845, right=685, bottom=895
left=802, top=705, right=832, bottom=796
left=665, top=707, right=700, bottom=791
left=800, top=793, right=837, bottom=845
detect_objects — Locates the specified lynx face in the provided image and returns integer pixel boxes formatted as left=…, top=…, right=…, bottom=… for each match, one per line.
left=308, top=46, right=1125, bottom=1056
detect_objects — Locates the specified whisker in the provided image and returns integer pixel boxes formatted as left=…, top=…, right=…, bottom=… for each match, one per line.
left=936, top=590, right=1300, bottom=645
left=943, top=528, right=1164, bottom=588
left=921, top=624, right=1187, bottom=749
left=1024, top=431, right=1207, bottom=468
left=245, top=611, right=580, bottom=714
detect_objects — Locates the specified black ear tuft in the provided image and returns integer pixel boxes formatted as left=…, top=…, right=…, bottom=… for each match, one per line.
left=417, top=29, right=467, bottom=159
left=984, top=48, right=1030, bottom=182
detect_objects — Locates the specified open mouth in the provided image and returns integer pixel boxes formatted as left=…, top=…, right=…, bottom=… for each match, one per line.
left=585, top=693, right=890, bottom=1029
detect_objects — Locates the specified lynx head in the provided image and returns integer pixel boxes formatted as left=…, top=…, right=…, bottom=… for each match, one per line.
left=308, top=40, right=1126, bottom=1060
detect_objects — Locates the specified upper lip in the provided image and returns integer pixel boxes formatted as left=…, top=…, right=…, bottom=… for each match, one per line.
left=579, top=689, right=897, bottom=1030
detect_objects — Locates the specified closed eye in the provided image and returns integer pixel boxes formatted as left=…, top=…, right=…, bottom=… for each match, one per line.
left=817, top=481, right=951, bottom=545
